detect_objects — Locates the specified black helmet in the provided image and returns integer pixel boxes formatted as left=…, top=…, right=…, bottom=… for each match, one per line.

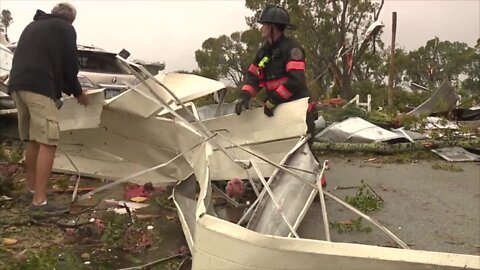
left=258, top=6, right=296, bottom=29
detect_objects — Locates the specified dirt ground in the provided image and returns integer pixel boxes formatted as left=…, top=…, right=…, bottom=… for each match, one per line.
left=1, top=114, right=479, bottom=269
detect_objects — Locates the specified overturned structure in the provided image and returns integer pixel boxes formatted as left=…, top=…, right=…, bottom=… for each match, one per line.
left=52, top=58, right=479, bottom=270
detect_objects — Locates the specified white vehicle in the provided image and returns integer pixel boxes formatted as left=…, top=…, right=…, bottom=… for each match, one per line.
left=0, top=43, right=12, bottom=79
left=0, top=42, right=14, bottom=113
left=76, top=45, right=139, bottom=99
left=6, top=43, right=153, bottom=99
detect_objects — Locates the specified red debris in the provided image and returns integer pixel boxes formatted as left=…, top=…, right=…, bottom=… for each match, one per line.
left=124, top=183, right=154, bottom=200
left=320, top=175, right=327, bottom=188
left=225, top=178, right=245, bottom=199
left=136, top=233, right=153, bottom=249
left=320, top=98, right=346, bottom=107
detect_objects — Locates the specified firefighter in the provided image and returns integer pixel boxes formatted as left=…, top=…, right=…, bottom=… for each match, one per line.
left=235, top=5, right=317, bottom=143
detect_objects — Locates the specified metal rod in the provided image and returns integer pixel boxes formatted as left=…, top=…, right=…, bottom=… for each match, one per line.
left=231, top=159, right=262, bottom=197
left=251, top=161, right=300, bottom=238
left=118, top=58, right=239, bottom=166
left=236, top=171, right=276, bottom=226
left=217, top=133, right=318, bottom=190
left=211, top=183, right=243, bottom=208
left=223, top=134, right=408, bottom=248
left=58, top=148, right=81, bottom=202
left=236, top=197, right=259, bottom=225
left=249, top=161, right=318, bottom=175
left=317, top=160, right=331, bottom=241
left=214, top=88, right=227, bottom=117
left=323, top=190, right=409, bottom=249
left=78, top=135, right=216, bottom=201
left=246, top=172, right=260, bottom=197
left=287, top=188, right=317, bottom=238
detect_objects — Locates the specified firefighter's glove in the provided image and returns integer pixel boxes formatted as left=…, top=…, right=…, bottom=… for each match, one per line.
left=264, top=100, right=276, bottom=117
left=235, top=91, right=251, bottom=115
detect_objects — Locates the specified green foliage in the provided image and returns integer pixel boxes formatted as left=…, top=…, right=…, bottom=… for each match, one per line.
left=380, top=151, right=436, bottom=163
left=321, top=105, right=367, bottom=122
left=330, top=217, right=372, bottom=234
left=11, top=248, right=80, bottom=270
left=395, top=114, right=425, bottom=130
left=460, top=39, right=480, bottom=95
left=321, top=104, right=367, bottom=123
left=99, top=211, right=155, bottom=249
left=0, top=167, right=15, bottom=196
left=366, top=110, right=392, bottom=124
left=396, top=37, right=476, bottom=90
left=351, top=80, right=387, bottom=110
left=0, top=145, right=23, bottom=163
left=345, top=180, right=383, bottom=212
left=195, top=29, right=262, bottom=87
left=393, top=90, right=430, bottom=113
left=155, top=193, right=177, bottom=211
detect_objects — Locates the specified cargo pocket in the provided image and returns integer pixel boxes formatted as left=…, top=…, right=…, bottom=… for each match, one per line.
left=46, top=119, right=60, bottom=141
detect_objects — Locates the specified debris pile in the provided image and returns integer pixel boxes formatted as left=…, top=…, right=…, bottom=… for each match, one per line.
left=314, top=81, right=480, bottom=162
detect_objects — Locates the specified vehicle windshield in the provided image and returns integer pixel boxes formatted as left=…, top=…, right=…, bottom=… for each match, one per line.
left=78, top=51, right=130, bottom=74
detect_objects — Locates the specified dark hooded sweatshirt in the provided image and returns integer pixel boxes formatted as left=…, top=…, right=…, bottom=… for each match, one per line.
left=8, top=10, right=82, bottom=100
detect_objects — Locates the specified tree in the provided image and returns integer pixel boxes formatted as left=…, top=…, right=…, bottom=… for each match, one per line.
left=245, top=0, right=385, bottom=99
left=461, top=38, right=480, bottom=95
left=0, top=10, right=13, bottom=42
left=195, top=29, right=262, bottom=87
left=396, top=37, right=476, bottom=90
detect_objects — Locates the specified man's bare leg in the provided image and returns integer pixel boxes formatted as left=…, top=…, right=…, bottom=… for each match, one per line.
left=25, top=141, right=39, bottom=192
left=32, top=143, right=56, bottom=205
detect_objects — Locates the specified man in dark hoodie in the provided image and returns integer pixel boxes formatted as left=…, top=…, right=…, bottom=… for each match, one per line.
left=8, top=2, right=89, bottom=215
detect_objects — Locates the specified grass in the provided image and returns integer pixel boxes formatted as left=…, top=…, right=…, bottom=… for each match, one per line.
left=330, top=217, right=372, bottom=234
left=5, top=247, right=81, bottom=270
left=0, top=145, right=23, bottom=164
left=345, top=180, right=384, bottom=213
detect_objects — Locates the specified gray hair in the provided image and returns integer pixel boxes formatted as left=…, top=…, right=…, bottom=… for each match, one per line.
left=51, top=2, right=77, bottom=23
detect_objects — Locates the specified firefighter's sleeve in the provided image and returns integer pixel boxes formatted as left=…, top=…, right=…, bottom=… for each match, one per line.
left=269, top=47, right=307, bottom=105
left=240, top=52, right=265, bottom=98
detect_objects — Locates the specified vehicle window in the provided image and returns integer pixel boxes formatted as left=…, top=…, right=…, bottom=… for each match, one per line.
left=78, top=51, right=130, bottom=74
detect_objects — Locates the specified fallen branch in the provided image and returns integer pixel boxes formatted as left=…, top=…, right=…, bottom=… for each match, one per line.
left=52, top=220, right=91, bottom=229
left=312, top=139, right=480, bottom=154
left=136, top=214, right=161, bottom=220
left=51, top=187, right=96, bottom=193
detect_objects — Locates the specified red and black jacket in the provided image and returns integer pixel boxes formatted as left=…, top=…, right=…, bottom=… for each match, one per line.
left=241, top=35, right=310, bottom=106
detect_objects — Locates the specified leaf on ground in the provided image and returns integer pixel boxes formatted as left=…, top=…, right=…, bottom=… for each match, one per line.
left=2, top=238, right=18, bottom=245
left=130, top=196, right=147, bottom=203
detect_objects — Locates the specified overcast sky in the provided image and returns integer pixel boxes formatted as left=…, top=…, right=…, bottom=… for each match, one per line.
left=1, top=0, right=478, bottom=72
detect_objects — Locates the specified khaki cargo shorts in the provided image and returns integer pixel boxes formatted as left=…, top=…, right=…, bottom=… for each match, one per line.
left=11, top=91, right=60, bottom=146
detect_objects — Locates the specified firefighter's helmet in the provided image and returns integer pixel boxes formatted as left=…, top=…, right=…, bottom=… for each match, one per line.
left=258, top=6, right=296, bottom=29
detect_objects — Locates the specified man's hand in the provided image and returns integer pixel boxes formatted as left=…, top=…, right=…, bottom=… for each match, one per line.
left=235, top=91, right=251, bottom=115
left=75, top=90, right=89, bottom=106
left=263, top=100, right=276, bottom=117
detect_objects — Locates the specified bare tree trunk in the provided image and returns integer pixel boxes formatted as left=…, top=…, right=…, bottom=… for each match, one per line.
left=341, top=69, right=353, bottom=99
left=387, top=12, right=397, bottom=112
